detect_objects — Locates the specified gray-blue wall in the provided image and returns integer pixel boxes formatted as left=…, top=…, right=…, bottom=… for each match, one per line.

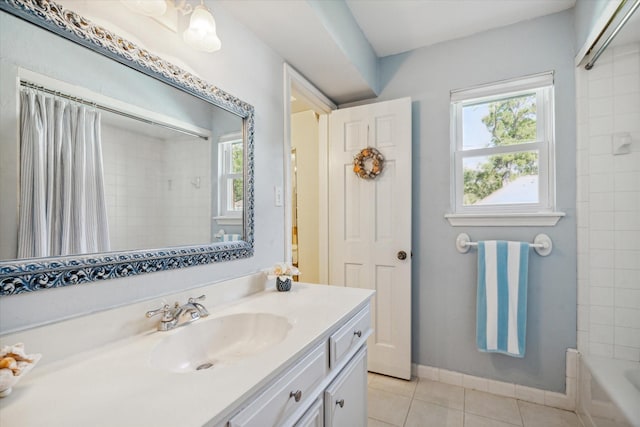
left=375, top=10, right=577, bottom=392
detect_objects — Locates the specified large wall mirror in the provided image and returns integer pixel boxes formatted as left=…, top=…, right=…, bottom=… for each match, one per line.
left=0, top=0, right=255, bottom=296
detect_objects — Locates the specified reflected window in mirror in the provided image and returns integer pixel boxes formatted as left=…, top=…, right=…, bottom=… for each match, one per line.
left=218, top=133, right=244, bottom=220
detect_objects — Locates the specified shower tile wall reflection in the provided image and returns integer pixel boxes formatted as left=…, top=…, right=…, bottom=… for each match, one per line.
left=102, top=121, right=211, bottom=252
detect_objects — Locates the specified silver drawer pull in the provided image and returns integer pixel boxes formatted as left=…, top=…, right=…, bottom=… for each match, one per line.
left=289, top=390, right=302, bottom=402
left=336, top=399, right=345, bottom=408
left=354, top=330, right=362, bottom=338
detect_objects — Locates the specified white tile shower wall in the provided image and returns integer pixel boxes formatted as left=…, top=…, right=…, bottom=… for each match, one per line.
left=102, top=124, right=165, bottom=251
left=101, top=126, right=211, bottom=251
left=576, top=42, right=640, bottom=362
left=162, top=138, right=211, bottom=246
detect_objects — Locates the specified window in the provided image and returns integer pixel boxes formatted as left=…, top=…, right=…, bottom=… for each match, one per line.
left=447, top=72, right=563, bottom=226
left=218, top=134, right=244, bottom=219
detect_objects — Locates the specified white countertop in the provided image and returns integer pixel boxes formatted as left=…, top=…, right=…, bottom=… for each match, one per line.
left=0, top=283, right=374, bottom=427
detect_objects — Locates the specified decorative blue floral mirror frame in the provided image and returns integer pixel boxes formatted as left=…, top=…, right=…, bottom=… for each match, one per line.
left=0, top=0, right=255, bottom=296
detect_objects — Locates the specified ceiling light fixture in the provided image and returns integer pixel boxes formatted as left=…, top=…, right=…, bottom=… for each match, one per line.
left=183, top=2, right=221, bottom=52
left=120, top=0, right=221, bottom=53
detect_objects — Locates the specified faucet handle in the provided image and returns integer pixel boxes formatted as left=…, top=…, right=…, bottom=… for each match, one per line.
left=188, top=295, right=206, bottom=303
left=145, top=304, right=173, bottom=321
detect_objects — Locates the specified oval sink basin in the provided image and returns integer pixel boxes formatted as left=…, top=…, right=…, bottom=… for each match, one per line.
left=149, top=313, right=292, bottom=373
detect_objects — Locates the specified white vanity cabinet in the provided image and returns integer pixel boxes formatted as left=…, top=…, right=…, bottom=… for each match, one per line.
left=324, top=348, right=367, bottom=427
left=227, top=304, right=371, bottom=427
left=0, top=282, right=375, bottom=427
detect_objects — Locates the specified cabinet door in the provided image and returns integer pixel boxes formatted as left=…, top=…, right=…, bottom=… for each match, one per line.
left=324, top=347, right=367, bottom=427
left=295, top=398, right=323, bottom=427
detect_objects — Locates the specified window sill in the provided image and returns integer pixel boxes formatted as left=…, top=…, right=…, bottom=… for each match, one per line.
left=213, top=216, right=242, bottom=226
left=444, top=212, right=565, bottom=227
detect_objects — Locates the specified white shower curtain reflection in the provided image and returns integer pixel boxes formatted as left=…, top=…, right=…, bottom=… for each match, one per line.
left=18, top=89, right=110, bottom=258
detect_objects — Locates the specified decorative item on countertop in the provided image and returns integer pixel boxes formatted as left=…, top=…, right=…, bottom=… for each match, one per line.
left=353, top=147, right=384, bottom=179
left=0, top=343, right=41, bottom=397
left=265, top=262, right=300, bottom=292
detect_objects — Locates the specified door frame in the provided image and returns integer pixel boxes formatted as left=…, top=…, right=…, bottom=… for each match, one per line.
left=283, top=64, right=336, bottom=283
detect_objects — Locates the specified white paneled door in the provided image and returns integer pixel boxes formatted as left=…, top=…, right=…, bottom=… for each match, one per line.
left=328, top=98, right=412, bottom=379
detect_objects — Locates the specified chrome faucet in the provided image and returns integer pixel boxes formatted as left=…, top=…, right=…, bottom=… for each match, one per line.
left=184, top=295, right=210, bottom=318
left=146, top=295, right=209, bottom=331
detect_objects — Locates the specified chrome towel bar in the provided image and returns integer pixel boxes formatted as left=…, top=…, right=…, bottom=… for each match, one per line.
left=456, top=233, right=552, bottom=257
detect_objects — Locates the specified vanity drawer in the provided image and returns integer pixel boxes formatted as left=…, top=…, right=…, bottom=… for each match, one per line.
left=329, top=306, right=371, bottom=368
left=228, top=343, right=327, bottom=427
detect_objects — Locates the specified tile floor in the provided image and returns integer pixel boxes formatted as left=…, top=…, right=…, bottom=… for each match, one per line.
left=367, top=373, right=581, bottom=427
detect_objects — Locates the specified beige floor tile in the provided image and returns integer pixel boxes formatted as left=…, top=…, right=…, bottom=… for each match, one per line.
left=367, top=375, right=582, bottom=427
left=405, top=399, right=464, bottom=427
left=518, top=400, right=580, bottom=427
left=368, top=418, right=396, bottom=427
left=465, top=390, right=523, bottom=426
left=369, top=374, right=418, bottom=398
left=464, top=413, right=522, bottom=427
left=368, top=387, right=412, bottom=426
left=413, top=378, right=465, bottom=410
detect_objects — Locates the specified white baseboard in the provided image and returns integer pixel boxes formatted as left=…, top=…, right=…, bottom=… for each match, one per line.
left=411, top=348, right=578, bottom=412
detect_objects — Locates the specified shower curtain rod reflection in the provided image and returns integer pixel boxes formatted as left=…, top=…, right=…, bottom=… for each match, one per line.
left=19, top=81, right=209, bottom=141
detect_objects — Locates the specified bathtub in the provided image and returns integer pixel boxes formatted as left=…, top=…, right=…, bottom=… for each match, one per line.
left=577, top=354, right=640, bottom=427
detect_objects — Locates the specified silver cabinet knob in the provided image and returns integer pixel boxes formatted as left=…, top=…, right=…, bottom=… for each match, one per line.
left=397, top=251, right=407, bottom=260
left=290, top=390, right=302, bottom=402
left=354, top=330, right=362, bottom=337
left=336, top=399, right=345, bottom=408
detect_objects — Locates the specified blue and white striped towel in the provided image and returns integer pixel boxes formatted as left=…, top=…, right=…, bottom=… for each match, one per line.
left=477, top=241, right=529, bottom=358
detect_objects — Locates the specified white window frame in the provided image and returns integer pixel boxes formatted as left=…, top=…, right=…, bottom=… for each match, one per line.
left=446, top=72, right=564, bottom=227
left=216, top=132, right=243, bottom=222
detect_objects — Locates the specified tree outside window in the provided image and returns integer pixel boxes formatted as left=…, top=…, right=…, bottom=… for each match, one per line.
left=463, top=95, right=539, bottom=205
left=450, top=72, right=555, bottom=215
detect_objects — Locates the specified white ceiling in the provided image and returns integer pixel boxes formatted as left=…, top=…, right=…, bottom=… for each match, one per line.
left=218, top=0, right=378, bottom=104
left=217, top=0, right=578, bottom=104
left=346, top=0, right=576, bottom=57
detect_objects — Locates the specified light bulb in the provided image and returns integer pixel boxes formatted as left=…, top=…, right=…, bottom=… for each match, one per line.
left=183, top=4, right=221, bottom=52
left=189, top=5, right=215, bottom=34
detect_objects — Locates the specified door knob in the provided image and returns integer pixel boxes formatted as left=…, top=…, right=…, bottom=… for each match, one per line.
left=397, top=251, right=407, bottom=260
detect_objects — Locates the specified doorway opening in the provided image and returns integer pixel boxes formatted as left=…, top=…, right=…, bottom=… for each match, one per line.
left=283, top=65, right=336, bottom=284
left=284, top=66, right=413, bottom=378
